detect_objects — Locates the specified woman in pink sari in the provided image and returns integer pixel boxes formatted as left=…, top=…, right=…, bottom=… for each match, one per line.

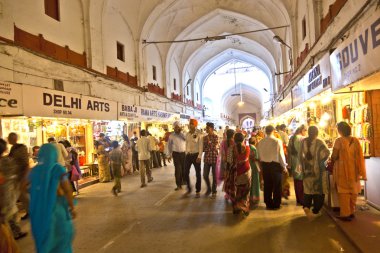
left=220, top=129, right=236, bottom=202
left=232, top=132, right=251, bottom=217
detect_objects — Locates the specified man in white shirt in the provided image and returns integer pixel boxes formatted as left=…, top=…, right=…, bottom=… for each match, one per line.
left=135, top=130, right=153, bottom=187
left=167, top=121, right=186, bottom=191
left=184, top=119, right=203, bottom=197
left=148, top=132, right=160, bottom=168
left=257, top=125, right=288, bottom=210
left=47, top=137, right=68, bottom=167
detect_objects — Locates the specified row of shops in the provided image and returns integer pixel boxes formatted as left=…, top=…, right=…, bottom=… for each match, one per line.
left=269, top=12, right=380, bottom=210
left=0, top=82, right=193, bottom=176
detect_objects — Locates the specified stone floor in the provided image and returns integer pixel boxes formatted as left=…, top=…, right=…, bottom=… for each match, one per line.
left=17, top=164, right=358, bottom=253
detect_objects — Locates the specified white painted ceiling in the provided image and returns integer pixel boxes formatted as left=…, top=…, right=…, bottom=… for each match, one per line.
left=106, top=0, right=295, bottom=116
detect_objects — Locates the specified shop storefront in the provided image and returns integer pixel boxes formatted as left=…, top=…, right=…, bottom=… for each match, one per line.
left=118, top=103, right=179, bottom=139
left=1, top=83, right=118, bottom=179
left=330, top=9, right=380, bottom=209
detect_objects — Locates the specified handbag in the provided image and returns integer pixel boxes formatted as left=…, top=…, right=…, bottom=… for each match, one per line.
left=71, top=165, right=81, bottom=181
left=326, top=159, right=334, bottom=173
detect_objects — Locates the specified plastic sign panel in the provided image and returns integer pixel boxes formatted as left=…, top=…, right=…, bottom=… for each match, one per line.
left=330, top=12, right=380, bottom=91
left=118, top=103, right=141, bottom=121
left=0, top=82, right=23, bottom=116
left=304, top=53, right=331, bottom=100
left=23, top=85, right=117, bottom=120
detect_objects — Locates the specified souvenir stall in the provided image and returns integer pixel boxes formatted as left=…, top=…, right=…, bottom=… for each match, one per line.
left=329, top=7, right=380, bottom=210
left=139, top=107, right=178, bottom=139
left=0, top=82, right=40, bottom=151
left=8, top=84, right=119, bottom=180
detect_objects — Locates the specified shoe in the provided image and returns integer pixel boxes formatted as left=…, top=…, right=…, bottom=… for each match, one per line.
left=336, top=216, right=352, bottom=222
left=21, top=213, right=29, bottom=220
left=303, top=207, right=312, bottom=218
left=184, top=191, right=191, bottom=196
left=210, top=193, right=217, bottom=199
left=140, top=184, right=147, bottom=188
left=350, top=214, right=355, bottom=219
left=205, top=190, right=211, bottom=196
left=148, top=177, right=154, bottom=183
left=174, top=187, right=181, bottom=191
left=112, top=188, right=118, bottom=196
left=15, top=232, right=28, bottom=240
left=195, top=192, right=200, bottom=198
left=242, top=211, right=250, bottom=217
left=117, top=189, right=121, bottom=193
left=310, top=212, right=323, bottom=219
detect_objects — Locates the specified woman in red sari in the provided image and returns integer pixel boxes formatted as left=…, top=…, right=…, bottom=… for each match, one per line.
left=221, top=129, right=236, bottom=202
left=232, top=132, right=251, bottom=217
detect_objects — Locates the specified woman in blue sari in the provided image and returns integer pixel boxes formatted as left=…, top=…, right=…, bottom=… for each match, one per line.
left=29, top=143, right=76, bottom=253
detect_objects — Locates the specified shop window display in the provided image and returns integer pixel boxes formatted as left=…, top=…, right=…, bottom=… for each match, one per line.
left=336, top=92, right=371, bottom=156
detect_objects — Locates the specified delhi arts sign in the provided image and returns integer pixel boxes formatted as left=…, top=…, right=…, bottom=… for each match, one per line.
left=23, top=85, right=117, bottom=120
left=331, top=13, right=380, bottom=91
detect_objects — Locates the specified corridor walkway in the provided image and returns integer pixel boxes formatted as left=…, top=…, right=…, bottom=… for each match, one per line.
left=17, top=164, right=358, bottom=253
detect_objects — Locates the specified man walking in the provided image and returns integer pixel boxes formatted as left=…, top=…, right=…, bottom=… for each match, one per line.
left=130, top=131, right=140, bottom=173
left=203, top=122, right=219, bottom=198
left=135, top=130, right=153, bottom=187
left=167, top=121, right=186, bottom=191
left=184, top=119, right=203, bottom=197
left=257, top=125, right=287, bottom=210
left=109, top=141, right=126, bottom=196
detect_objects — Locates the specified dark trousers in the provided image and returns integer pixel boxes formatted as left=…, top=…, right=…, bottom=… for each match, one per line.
left=203, top=163, right=217, bottom=194
left=184, top=153, right=201, bottom=192
left=172, top=151, right=185, bottom=188
left=160, top=152, right=167, bottom=166
left=294, top=179, right=304, bottom=205
left=150, top=151, right=159, bottom=168
left=132, top=151, right=139, bottom=171
left=261, top=162, right=283, bottom=209
left=156, top=151, right=162, bottom=166
left=304, top=194, right=325, bottom=214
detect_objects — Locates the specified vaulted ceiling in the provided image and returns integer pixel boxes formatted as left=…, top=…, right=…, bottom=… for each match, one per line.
left=101, top=0, right=296, bottom=117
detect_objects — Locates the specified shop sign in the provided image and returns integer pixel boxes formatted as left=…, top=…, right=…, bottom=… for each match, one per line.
left=0, top=82, right=23, bottom=116
left=274, top=93, right=292, bottom=117
left=139, top=106, right=176, bottom=121
left=118, top=103, right=141, bottom=121
left=180, top=113, right=191, bottom=120
left=292, top=78, right=305, bottom=108
left=23, top=85, right=117, bottom=120
left=305, top=53, right=331, bottom=100
left=330, top=12, right=380, bottom=91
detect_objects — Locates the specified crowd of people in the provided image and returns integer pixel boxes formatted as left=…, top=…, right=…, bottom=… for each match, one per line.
left=0, top=119, right=367, bottom=252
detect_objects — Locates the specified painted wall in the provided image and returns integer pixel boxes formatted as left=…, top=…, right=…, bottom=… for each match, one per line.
left=145, top=44, right=163, bottom=87
left=1, top=0, right=85, bottom=53
left=322, top=0, right=337, bottom=17
left=169, top=59, right=180, bottom=95
left=103, top=8, right=136, bottom=75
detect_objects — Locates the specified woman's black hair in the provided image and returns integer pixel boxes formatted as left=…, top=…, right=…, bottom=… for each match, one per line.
left=306, top=126, right=318, bottom=160
left=234, top=132, right=245, bottom=153
left=337, top=121, right=351, bottom=137
left=0, top=138, right=7, bottom=155
left=226, top=129, right=235, bottom=147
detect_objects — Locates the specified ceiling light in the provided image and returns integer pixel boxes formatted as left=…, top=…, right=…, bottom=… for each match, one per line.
left=238, top=101, right=245, bottom=106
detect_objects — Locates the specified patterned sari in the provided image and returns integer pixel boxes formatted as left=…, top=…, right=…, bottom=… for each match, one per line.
left=249, top=144, right=260, bottom=204
left=221, top=140, right=236, bottom=201
left=233, top=145, right=251, bottom=213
